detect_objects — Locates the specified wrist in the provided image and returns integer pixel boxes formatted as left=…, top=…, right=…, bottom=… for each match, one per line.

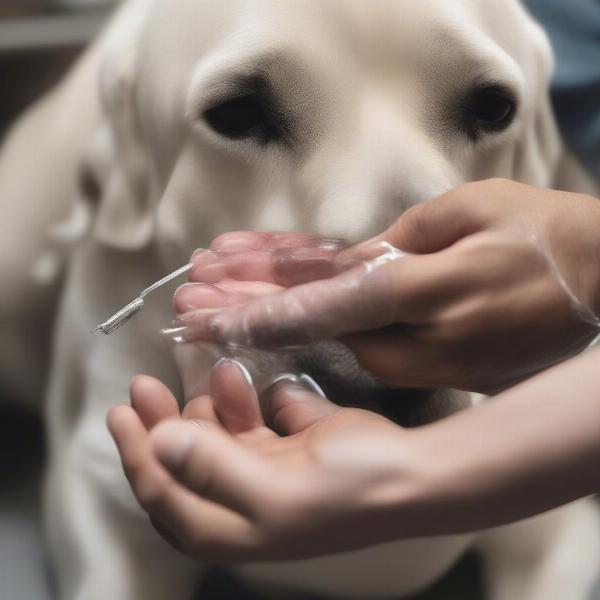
left=581, top=196, right=600, bottom=319
left=360, top=428, right=459, bottom=540
left=375, top=421, right=490, bottom=539
left=552, top=194, right=600, bottom=321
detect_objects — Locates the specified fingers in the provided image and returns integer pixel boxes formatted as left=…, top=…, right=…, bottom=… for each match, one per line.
left=107, top=405, right=173, bottom=506
left=150, top=419, right=268, bottom=518
left=108, top=407, right=259, bottom=561
left=210, top=231, right=342, bottom=256
left=174, top=189, right=484, bottom=349
left=182, top=395, right=218, bottom=423
left=210, top=231, right=268, bottom=251
left=107, top=405, right=146, bottom=464
left=262, top=376, right=339, bottom=435
left=341, top=328, right=447, bottom=388
left=210, top=359, right=264, bottom=433
left=190, top=188, right=483, bottom=292
left=181, top=359, right=271, bottom=435
left=173, top=250, right=472, bottom=349
left=191, top=250, right=278, bottom=285
left=150, top=491, right=258, bottom=563
left=174, top=265, right=380, bottom=347
left=173, top=283, right=249, bottom=314
left=173, top=282, right=280, bottom=315
left=130, top=376, right=180, bottom=430
left=211, top=231, right=317, bottom=252
left=176, top=185, right=489, bottom=348
left=177, top=357, right=267, bottom=433
left=191, top=234, right=346, bottom=287
left=370, top=185, right=486, bottom=254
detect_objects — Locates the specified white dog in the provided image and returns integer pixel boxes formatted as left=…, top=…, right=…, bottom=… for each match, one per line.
left=1, top=1, right=599, bottom=599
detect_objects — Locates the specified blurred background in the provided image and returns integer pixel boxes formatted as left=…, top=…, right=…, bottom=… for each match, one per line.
left=0, top=1, right=597, bottom=599
left=0, top=5, right=114, bottom=599
left=0, top=0, right=114, bottom=136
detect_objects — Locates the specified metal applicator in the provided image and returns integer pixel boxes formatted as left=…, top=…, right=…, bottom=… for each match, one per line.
left=91, top=261, right=196, bottom=335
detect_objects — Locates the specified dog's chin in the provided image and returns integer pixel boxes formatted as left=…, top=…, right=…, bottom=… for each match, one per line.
left=292, top=342, right=470, bottom=427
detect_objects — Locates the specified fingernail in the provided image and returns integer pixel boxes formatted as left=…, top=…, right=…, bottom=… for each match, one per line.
left=267, top=373, right=326, bottom=397
left=214, top=358, right=255, bottom=387
left=191, top=248, right=210, bottom=260
left=268, top=373, right=300, bottom=388
left=173, top=283, right=218, bottom=313
left=166, top=309, right=222, bottom=344
left=212, top=232, right=263, bottom=251
left=153, top=422, right=198, bottom=470
left=174, top=283, right=202, bottom=293
left=298, top=374, right=326, bottom=397
left=189, top=260, right=227, bottom=285
left=319, top=239, right=345, bottom=252
left=161, top=326, right=190, bottom=344
left=173, top=283, right=202, bottom=313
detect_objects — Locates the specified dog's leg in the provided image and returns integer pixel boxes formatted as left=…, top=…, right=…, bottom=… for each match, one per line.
left=478, top=498, right=600, bottom=600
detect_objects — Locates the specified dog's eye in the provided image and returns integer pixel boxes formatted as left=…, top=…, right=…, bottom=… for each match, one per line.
left=463, top=86, right=516, bottom=139
left=203, top=94, right=281, bottom=143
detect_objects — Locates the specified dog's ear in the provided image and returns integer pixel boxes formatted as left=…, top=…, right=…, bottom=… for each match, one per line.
left=78, top=48, right=156, bottom=250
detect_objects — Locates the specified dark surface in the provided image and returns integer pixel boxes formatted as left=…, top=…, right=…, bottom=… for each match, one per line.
left=197, top=557, right=483, bottom=599
left=0, top=1, right=54, bottom=19
left=0, top=405, right=46, bottom=497
left=0, top=47, right=80, bottom=139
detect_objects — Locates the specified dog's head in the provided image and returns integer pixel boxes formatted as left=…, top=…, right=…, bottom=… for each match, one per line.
left=76, top=0, right=564, bottom=421
left=81, top=0, right=560, bottom=257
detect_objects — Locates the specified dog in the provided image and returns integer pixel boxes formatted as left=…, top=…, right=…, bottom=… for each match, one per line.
left=1, top=0, right=599, bottom=599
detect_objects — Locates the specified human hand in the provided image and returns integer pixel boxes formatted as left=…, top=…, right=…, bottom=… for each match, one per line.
left=171, top=179, right=600, bottom=393
left=107, top=360, right=425, bottom=562
left=108, top=347, right=600, bottom=564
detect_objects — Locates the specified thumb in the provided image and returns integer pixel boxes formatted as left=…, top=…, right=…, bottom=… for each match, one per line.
left=261, top=375, right=339, bottom=435
left=370, top=186, right=485, bottom=254
left=151, top=419, right=264, bottom=517
left=210, top=358, right=264, bottom=434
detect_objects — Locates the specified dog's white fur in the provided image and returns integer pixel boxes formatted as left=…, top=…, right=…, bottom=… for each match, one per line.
left=1, top=0, right=600, bottom=599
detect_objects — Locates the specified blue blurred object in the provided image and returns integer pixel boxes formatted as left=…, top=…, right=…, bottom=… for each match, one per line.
left=525, top=0, right=600, bottom=180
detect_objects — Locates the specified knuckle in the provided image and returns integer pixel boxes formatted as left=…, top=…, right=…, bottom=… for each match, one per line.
left=179, top=430, right=217, bottom=493
left=399, top=204, right=432, bottom=243
left=447, top=181, right=483, bottom=208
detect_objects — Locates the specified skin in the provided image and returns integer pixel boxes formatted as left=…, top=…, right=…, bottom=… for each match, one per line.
left=174, top=179, right=600, bottom=394
left=108, top=347, right=600, bottom=563
left=108, top=178, right=600, bottom=562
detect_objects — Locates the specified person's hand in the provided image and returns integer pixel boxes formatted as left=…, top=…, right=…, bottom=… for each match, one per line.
left=107, top=348, right=600, bottom=564
left=172, top=179, right=600, bottom=393
left=107, top=360, right=426, bottom=562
